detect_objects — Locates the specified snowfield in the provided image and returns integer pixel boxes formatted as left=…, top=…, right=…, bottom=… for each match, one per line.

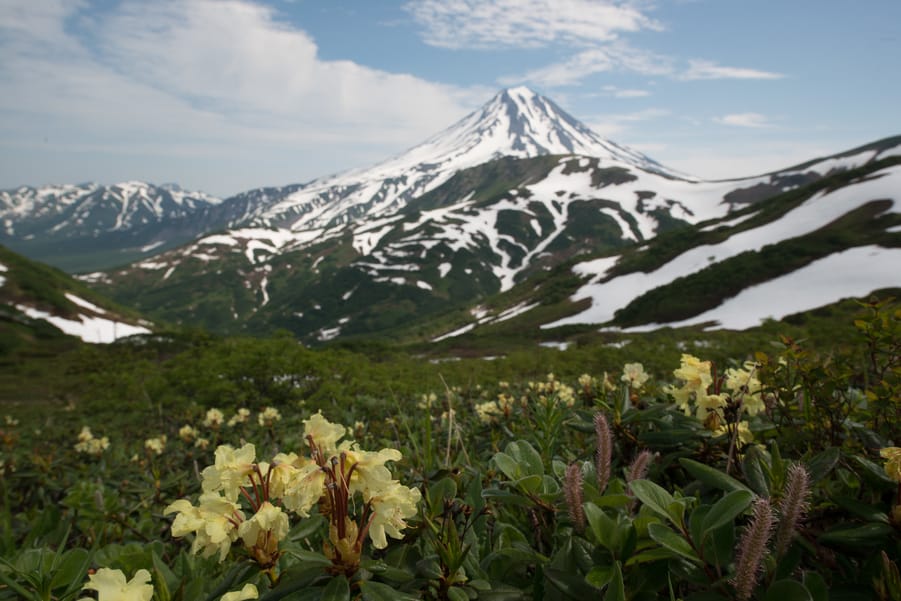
left=621, top=246, right=901, bottom=331
left=16, top=293, right=151, bottom=343
left=546, top=164, right=901, bottom=330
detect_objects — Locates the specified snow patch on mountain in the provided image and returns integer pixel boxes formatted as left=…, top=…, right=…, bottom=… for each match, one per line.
left=15, top=295, right=150, bottom=343
left=546, top=164, right=901, bottom=328
left=622, top=246, right=901, bottom=331
left=245, top=87, right=690, bottom=233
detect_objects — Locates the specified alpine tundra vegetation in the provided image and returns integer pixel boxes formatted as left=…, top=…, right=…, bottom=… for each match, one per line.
left=0, top=296, right=899, bottom=600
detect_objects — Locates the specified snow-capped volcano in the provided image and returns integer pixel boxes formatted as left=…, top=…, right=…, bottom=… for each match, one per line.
left=244, top=86, right=686, bottom=230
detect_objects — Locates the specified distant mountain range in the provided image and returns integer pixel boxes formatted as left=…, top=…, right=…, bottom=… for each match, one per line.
left=2, top=87, right=898, bottom=344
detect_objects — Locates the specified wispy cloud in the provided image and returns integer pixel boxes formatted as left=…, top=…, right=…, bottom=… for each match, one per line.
left=404, top=0, right=662, bottom=50
left=499, top=44, right=671, bottom=87
left=0, top=0, right=485, bottom=193
left=406, top=0, right=784, bottom=87
left=603, top=86, right=651, bottom=98
left=584, top=108, right=671, bottom=138
left=715, top=113, right=774, bottom=128
left=682, top=60, right=784, bottom=80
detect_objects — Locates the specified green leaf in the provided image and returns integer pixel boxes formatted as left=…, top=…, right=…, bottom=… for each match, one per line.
left=447, top=586, right=470, bottom=601
left=701, top=490, right=754, bottom=536
left=584, top=503, right=614, bottom=549
left=806, top=447, right=840, bottom=482
left=803, top=572, right=829, bottom=601
left=515, top=474, right=543, bottom=495
left=359, top=580, right=419, bottom=601
left=586, top=566, right=613, bottom=589
left=321, top=575, right=350, bottom=601
left=819, top=523, right=893, bottom=546
left=492, top=452, right=522, bottom=481
left=763, top=579, right=813, bottom=601
left=742, top=445, right=771, bottom=496
left=544, top=566, right=599, bottom=599
left=831, top=496, right=889, bottom=523
left=647, top=523, right=701, bottom=564
left=506, top=440, right=545, bottom=477
left=679, top=458, right=752, bottom=493
left=49, top=548, right=90, bottom=591
left=427, top=477, right=458, bottom=513
left=481, top=487, right=535, bottom=507
left=628, top=480, right=675, bottom=522
left=603, top=561, right=625, bottom=601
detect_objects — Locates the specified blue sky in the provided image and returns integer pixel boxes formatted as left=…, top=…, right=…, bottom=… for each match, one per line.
left=1, top=0, right=898, bottom=197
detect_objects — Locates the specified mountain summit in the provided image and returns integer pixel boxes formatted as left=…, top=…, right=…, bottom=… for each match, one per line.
left=242, top=87, right=685, bottom=231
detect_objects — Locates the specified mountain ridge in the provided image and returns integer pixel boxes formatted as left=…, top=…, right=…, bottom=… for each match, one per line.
left=1, top=87, right=898, bottom=344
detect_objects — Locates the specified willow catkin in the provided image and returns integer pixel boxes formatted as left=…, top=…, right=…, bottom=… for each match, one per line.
left=774, top=463, right=811, bottom=557
left=732, top=497, right=775, bottom=601
left=594, top=412, right=612, bottom=494
left=564, top=462, right=585, bottom=533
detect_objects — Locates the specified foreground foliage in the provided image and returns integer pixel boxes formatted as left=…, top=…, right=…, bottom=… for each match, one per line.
left=0, top=299, right=899, bottom=600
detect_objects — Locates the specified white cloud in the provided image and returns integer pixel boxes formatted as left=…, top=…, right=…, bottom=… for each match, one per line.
left=682, top=59, right=784, bottom=80
left=0, top=0, right=484, bottom=194
left=603, top=85, right=651, bottom=98
left=405, top=0, right=662, bottom=49
left=584, top=108, right=670, bottom=137
left=499, top=44, right=672, bottom=87
left=715, top=113, right=773, bottom=128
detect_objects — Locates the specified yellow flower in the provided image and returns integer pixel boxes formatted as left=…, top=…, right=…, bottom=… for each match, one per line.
left=201, top=443, right=257, bottom=501
left=474, top=400, right=502, bottom=423
left=345, top=446, right=402, bottom=499
left=280, top=461, right=326, bottom=518
left=239, top=501, right=289, bottom=545
left=668, top=354, right=714, bottom=417
left=304, top=412, right=346, bottom=455
left=80, top=567, right=153, bottom=601
left=880, top=447, right=901, bottom=482
left=258, top=407, right=282, bottom=427
left=203, top=408, right=225, bottom=429
left=144, top=435, right=167, bottom=456
left=165, top=492, right=243, bottom=562
left=77, top=426, right=93, bottom=443
left=696, top=393, right=728, bottom=423
left=74, top=427, right=110, bottom=456
left=367, top=481, right=422, bottom=549
left=227, top=408, right=251, bottom=427
left=724, top=363, right=765, bottom=416
left=178, top=425, right=198, bottom=442
left=714, top=420, right=754, bottom=445
left=621, top=362, right=650, bottom=389
left=220, top=584, right=258, bottom=601
left=674, top=354, right=713, bottom=390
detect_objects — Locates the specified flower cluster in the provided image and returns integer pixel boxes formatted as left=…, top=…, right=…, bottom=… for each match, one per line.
left=527, top=373, right=576, bottom=407
left=165, top=412, right=420, bottom=573
left=881, top=447, right=901, bottom=483
left=257, top=406, right=282, bottom=427
left=666, top=355, right=763, bottom=443
left=74, top=426, right=110, bottom=456
left=144, top=435, right=167, bottom=456
left=474, top=392, right=517, bottom=424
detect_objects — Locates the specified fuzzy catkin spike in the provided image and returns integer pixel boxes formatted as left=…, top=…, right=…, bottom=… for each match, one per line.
left=564, top=462, right=586, bottom=533
left=627, top=449, right=653, bottom=485
left=731, top=497, right=775, bottom=601
left=774, top=463, right=811, bottom=557
left=594, top=413, right=612, bottom=494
